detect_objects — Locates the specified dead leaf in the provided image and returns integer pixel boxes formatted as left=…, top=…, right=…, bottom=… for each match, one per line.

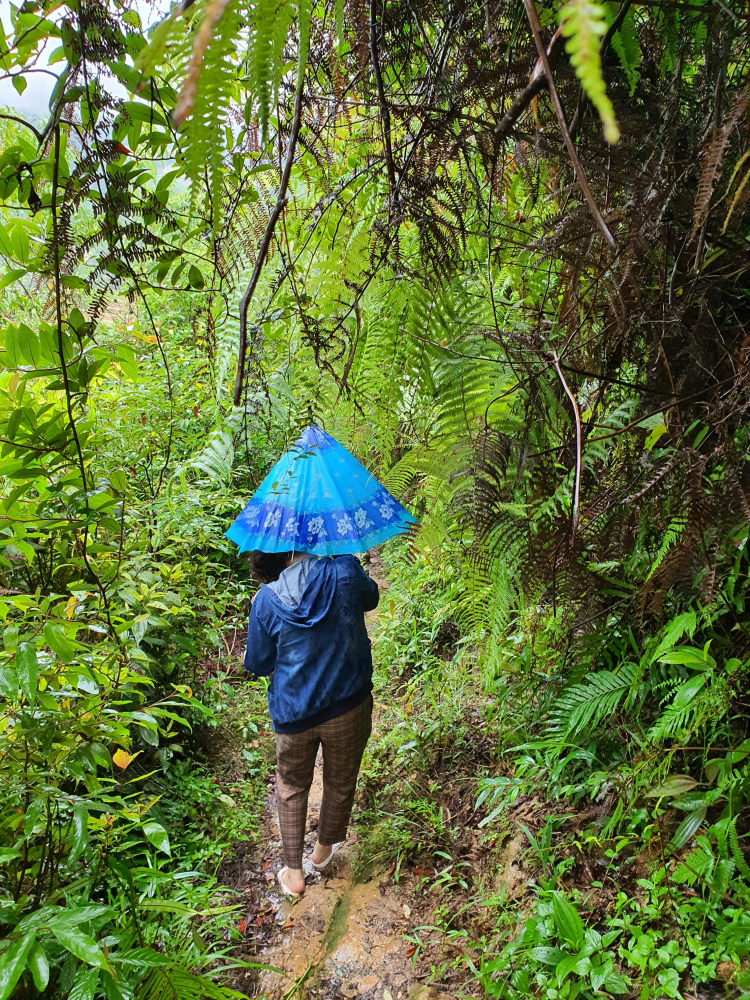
left=282, top=920, right=293, bottom=929
left=237, top=919, right=246, bottom=933
left=405, top=945, right=417, bottom=957
left=387, top=860, right=397, bottom=875
left=402, top=903, right=411, bottom=918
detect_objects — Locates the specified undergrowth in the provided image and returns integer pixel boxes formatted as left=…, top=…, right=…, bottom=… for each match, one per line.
left=360, top=542, right=750, bottom=1000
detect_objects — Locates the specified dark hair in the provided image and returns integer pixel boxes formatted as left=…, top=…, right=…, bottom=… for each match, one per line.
left=248, top=550, right=293, bottom=584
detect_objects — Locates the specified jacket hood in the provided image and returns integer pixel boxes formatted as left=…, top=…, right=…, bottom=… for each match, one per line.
left=263, top=556, right=336, bottom=626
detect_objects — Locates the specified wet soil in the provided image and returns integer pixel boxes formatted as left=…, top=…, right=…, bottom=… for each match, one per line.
left=231, top=751, right=443, bottom=1000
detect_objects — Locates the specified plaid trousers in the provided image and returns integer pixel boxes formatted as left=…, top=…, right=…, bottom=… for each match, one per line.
left=275, top=695, right=372, bottom=869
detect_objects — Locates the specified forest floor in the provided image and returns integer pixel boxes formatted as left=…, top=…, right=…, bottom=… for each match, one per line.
left=213, top=556, right=467, bottom=1000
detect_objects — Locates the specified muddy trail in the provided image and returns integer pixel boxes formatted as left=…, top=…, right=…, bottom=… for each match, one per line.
left=218, top=556, right=456, bottom=1000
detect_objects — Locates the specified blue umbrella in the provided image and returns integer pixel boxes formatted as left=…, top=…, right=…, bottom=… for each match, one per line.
left=225, top=424, right=417, bottom=555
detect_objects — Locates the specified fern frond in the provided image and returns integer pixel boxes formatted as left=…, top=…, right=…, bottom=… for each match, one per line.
left=173, top=0, right=235, bottom=127
left=691, top=81, right=750, bottom=237
left=135, top=6, right=186, bottom=80
left=558, top=0, right=620, bottom=144
left=605, top=2, right=640, bottom=95
left=183, top=427, right=235, bottom=481
left=647, top=674, right=708, bottom=742
left=729, top=815, right=750, bottom=885
left=646, top=517, right=687, bottom=581
left=550, top=661, right=638, bottom=736
left=136, top=965, right=247, bottom=1000
left=246, top=0, right=296, bottom=141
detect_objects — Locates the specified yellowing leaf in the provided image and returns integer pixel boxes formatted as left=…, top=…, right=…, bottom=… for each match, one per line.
left=112, top=749, right=132, bottom=770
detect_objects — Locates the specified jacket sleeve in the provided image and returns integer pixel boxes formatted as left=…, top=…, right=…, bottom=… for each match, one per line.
left=359, top=561, right=379, bottom=612
left=244, top=601, right=276, bottom=676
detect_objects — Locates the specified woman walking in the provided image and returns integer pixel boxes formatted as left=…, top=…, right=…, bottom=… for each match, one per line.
left=244, top=549, right=379, bottom=897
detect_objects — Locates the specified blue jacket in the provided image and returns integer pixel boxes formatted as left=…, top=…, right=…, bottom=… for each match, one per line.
left=244, top=555, right=379, bottom=731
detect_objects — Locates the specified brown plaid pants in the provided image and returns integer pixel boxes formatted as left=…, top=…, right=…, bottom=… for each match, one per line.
left=275, top=694, right=372, bottom=869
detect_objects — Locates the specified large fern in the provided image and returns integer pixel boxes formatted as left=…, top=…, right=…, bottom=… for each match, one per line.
left=549, top=661, right=638, bottom=737
left=136, top=964, right=249, bottom=1000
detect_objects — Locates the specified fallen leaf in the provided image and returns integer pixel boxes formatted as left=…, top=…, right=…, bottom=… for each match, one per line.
left=402, top=904, right=411, bottom=918
left=237, top=919, right=246, bottom=933
left=255, top=916, right=263, bottom=926
left=282, top=920, right=293, bottom=929
left=387, top=860, right=397, bottom=875
left=413, top=866, right=421, bottom=874
left=405, top=945, right=417, bottom=957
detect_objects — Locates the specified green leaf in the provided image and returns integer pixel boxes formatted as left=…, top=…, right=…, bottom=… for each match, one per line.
left=110, top=469, right=128, bottom=493
left=16, top=905, right=62, bottom=934
left=188, top=264, right=204, bottom=289
left=48, top=65, right=71, bottom=108
left=530, top=947, right=568, bottom=966
left=558, top=0, right=619, bottom=143
left=60, top=274, right=89, bottom=289
left=670, top=806, right=707, bottom=849
left=2, top=625, right=18, bottom=653
left=15, top=642, right=38, bottom=704
left=68, top=801, right=90, bottom=863
left=138, top=900, right=194, bottom=915
left=28, top=941, right=49, bottom=992
left=101, top=969, right=129, bottom=1000
left=143, top=821, right=170, bottom=855
left=552, top=892, right=584, bottom=950
left=0, top=268, right=26, bottom=289
left=43, top=622, right=78, bottom=662
left=658, top=646, right=715, bottom=670
left=0, top=668, right=18, bottom=700
left=69, top=966, right=100, bottom=1000
left=0, top=932, right=35, bottom=1000
left=644, top=774, right=698, bottom=798
left=48, top=923, right=107, bottom=968
left=672, top=674, right=706, bottom=710
left=590, top=961, right=613, bottom=993
left=604, top=972, right=630, bottom=994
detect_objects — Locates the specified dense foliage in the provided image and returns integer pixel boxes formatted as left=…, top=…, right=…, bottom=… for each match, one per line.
left=0, top=0, right=748, bottom=996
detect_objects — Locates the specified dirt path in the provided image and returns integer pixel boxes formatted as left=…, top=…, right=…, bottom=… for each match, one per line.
left=229, top=555, right=450, bottom=1000
left=247, top=752, right=434, bottom=1000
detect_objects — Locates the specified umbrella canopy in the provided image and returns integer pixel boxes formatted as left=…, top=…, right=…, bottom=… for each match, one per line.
left=225, top=424, right=417, bottom=555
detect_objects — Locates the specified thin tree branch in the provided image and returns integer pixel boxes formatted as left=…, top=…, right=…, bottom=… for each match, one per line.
left=494, top=31, right=565, bottom=141
left=552, top=349, right=582, bottom=541
left=522, top=0, right=617, bottom=249
left=233, top=81, right=305, bottom=407
left=0, top=114, right=42, bottom=142
left=600, top=0, right=634, bottom=62
left=370, top=0, right=397, bottom=211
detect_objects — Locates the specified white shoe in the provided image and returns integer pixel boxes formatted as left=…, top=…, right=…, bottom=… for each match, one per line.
left=310, top=843, right=342, bottom=870
left=277, top=866, right=304, bottom=897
